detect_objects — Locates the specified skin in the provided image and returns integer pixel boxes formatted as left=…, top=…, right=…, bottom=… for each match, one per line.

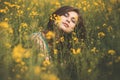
left=57, top=11, right=79, bottom=33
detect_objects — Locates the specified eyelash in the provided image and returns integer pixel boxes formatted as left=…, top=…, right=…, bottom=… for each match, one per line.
left=71, top=18, right=76, bottom=23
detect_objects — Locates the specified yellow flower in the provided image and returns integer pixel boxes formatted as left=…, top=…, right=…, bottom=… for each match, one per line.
left=50, top=14, right=61, bottom=25
left=30, top=11, right=39, bottom=16
left=20, top=61, right=25, bottom=66
left=0, top=6, right=8, bottom=13
left=16, top=74, right=21, bottom=79
left=108, top=49, right=116, bottom=55
left=4, top=18, right=9, bottom=22
left=83, top=7, right=87, bottom=11
left=55, top=40, right=59, bottom=44
left=54, top=15, right=61, bottom=25
left=4, top=1, right=20, bottom=9
left=41, top=73, right=59, bottom=80
left=4, top=43, right=11, bottom=48
left=82, top=1, right=87, bottom=5
left=88, top=69, right=92, bottom=73
left=46, top=31, right=55, bottom=39
left=20, top=23, right=28, bottom=28
left=0, top=9, right=7, bottom=13
left=0, top=22, right=9, bottom=28
left=17, top=10, right=23, bottom=16
left=103, top=23, right=107, bottom=27
left=8, top=27, right=13, bottom=34
left=94, top=2, right=98, bottom=6
left=38, top=53, right=45, bottom=57
left=91, top=47, right=99, bottom=53
left=73, top=37, right=78, bottom=42
left=43, top=59, right=51, bottom=67
left=15, top=58, right=22, bottom=63
left=59, top=36, right=64, bottom=42
left=98, top=32, right=105, bottom=38
left=0, top=22, right=13, bottom=34
left=55, top=2, right=61, bottom=7
left=71, top=48, right=81, bottom=54
left=12, top=44, right=26, bottom=62
left=54, top=49, right=58, bottom=54
left=76, top=48, right=81, bottom=53
left=20, top=66, right=28, bottom=73
left=107, top=26, right=113, bottom=32
left=34, top=66, right=41, bottom=75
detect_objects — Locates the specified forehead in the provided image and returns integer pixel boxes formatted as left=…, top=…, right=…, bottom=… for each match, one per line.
left=68, top=11, right=78, bottom=16
left=68, top=11, right=78, bottom=19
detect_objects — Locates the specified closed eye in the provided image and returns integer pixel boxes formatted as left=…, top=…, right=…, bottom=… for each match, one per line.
left=64, top=13, right=69, bottom=17
left=71, top=17, right=76, bottom=24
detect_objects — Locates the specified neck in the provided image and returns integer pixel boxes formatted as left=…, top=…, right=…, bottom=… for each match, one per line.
left=54, top=26, right=64, bottom=39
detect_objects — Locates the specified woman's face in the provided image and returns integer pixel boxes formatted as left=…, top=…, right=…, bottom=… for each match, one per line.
left=57, top=11, right=78, bottom=33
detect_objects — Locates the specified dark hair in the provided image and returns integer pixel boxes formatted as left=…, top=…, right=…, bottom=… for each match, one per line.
left=47, top=6, right=86, bottom=40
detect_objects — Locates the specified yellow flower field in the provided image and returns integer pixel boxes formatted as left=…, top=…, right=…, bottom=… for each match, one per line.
left=0, top=0, right=120, bottom=80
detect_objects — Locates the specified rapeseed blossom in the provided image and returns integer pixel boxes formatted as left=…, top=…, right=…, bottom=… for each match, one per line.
left=46, top=31, right=55, bottom=39
left=108, top=49, right=116, bottom=55
left=59, top=36, right=64, bottom=42
left=34, top=66, right=41, bottom=75
left=0, top=8, right=7, bottom=13
left=0, top=21, right=13, bottom=34
left=0, top=22, right=9, bottom=28
left=12, top=44, right=25, bottom=63
left=12, top=44, right=31, bottom=62
left=50, top=14, right=61, bottom=25
left=54, top=49, right=58, bottom=54
left=91, top=47, right=99, bottom=53
left=71, top=48, right=81, bottom=54
left=4, top=1, right=20, bottom=9
left=43, top=59, right=51, bottom=67
left=41, top=73, right=59, bottom=80
left=4, top=43, right=11, bottom=48
left=107, top=26, right=113, bottom=32
left=94, top=2, right=99, bottom=6
left=88, top=69, right=92, bottom=73
left=98, top=32, right=105, bottom=38
left=16, top=74, right=21, bottom=79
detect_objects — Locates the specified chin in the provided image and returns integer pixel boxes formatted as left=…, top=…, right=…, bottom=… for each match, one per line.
left=64, top=30, right=71, bottom=33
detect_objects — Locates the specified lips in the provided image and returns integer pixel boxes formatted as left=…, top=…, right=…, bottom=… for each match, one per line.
left=62, top=22, right=69, bottom=28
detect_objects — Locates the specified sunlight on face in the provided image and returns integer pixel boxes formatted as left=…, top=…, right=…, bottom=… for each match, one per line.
left=57, top=11, right=78, bottom=33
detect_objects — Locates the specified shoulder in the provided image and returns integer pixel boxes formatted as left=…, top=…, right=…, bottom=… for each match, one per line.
left=30, top=32, right=48, bottom=52
left=31, top=32, right=45, bottom=43
left=31, top=32, right=42, bottom=38
left=31, top=32, right=45, bottom=41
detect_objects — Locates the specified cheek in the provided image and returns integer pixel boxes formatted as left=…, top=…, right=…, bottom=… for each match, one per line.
left=70, top=23, right=76, bottom=29
left=60, top=16, right=66, bottom=22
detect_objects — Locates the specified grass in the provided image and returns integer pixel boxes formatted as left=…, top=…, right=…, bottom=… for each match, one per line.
left=0, top=0, right=120, bottom=80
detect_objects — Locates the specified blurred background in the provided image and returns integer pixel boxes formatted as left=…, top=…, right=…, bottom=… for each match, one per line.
left=0, top=0, right=120, bottom=80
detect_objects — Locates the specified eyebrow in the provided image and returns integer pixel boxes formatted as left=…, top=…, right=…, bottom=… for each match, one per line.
left=66, top=12, right=69, bottom=16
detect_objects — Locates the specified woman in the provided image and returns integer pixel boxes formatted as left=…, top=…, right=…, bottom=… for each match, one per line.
left=31, top=5, right=86, bottom=80
left=31, top=5, right=86, bottom=62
